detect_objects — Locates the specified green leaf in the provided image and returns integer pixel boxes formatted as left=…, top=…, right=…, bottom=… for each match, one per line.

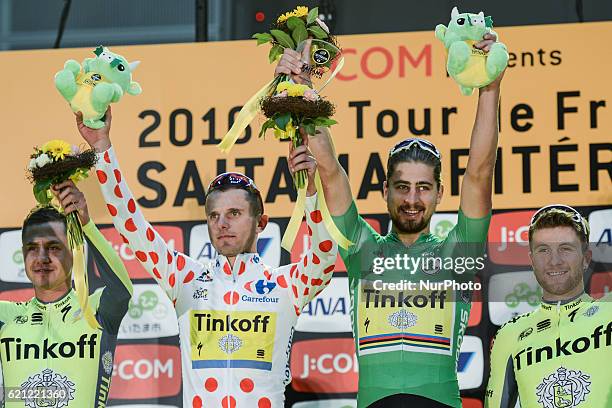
left=252, top=32, right=273, bottom=45
left=270, top=29, right=295, bottom=49
left=307, top=26, right=328, bottom=39
left=33, top=181, right=52, bottom=205
left=274, top=112, right=291, bottom=131
left=303, top=123, right=316, bottom=135
left=268, top=44, right=283, bottom=63
left=286, top=16, right=305, bottom=31
left=307, top=7, right=319, bottom=25
left=313, top=117, right=338, bottom=127
left=258, top=119, right=276, bottom=139
left=292, top=25, right=308, bottom=45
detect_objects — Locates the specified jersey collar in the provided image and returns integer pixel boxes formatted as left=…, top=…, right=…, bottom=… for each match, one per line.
left=31, top=289, right=75, bottom=312
left=387, top=230, right=437, bottom=245
left=213, top=252, right=263, bottom=280
left=539, top=292, right=592, bottom=314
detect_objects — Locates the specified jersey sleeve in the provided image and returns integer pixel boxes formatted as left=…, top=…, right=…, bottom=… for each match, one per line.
left=445, top=208, right=491, bottom=277
left=485, top=324, right=519, bottom=408
left=331, top=200, right=375, bottom=274
left=95, top=146, right=202, bottom=306
left=83, top=220, right=133, bottom=334
left=282, top=193, right=338, bottom=313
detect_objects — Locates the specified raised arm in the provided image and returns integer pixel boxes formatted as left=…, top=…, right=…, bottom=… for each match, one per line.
left=52, top=180, right=133, bottom=333
left=74, top=109, right=200, bottom=305
left=460, top=34, right=504, bottom=218
left=286, top=143, right=338, bottom=311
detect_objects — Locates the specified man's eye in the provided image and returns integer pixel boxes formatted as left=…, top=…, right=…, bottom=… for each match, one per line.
left=231, top=210, right=240, bottom=216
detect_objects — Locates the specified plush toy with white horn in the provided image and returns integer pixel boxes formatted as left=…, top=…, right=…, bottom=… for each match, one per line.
left=435, top=7, right=508, bottom=95
left=55, top=46, right=142, bottom=128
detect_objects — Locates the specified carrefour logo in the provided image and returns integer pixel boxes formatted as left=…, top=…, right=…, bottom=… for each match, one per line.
left=245, top=279, right=277, bottom=295
left=242, top=279, right=280, bottom=304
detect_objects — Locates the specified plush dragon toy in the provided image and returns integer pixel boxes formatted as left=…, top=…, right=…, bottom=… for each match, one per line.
left=435, top=7, right=508, bottom=95
left=55, top=46, right=141, bottom=128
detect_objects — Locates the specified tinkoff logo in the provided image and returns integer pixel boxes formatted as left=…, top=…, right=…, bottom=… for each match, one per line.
left=387, top=310, right=417, bottom=330
left=536, top=367, right=590, bottom=408
left=20, top=369, right=75, bottom=408
left=218, top=333, right=243, bottom=354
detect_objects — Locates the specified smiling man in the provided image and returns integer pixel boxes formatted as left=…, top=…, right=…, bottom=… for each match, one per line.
left=0, top=181, right=132, bottom=407
left=75, top=108, right=338, bottom=407
left=277, top=32, right=502, bottom=408
left=485, top=205, right=612, bottom=408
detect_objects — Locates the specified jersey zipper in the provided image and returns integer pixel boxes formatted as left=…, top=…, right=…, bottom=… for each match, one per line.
left=225, top=257, right=239, bottom=405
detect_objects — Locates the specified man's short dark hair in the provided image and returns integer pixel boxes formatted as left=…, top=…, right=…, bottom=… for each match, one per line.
left=386, top=145, right=442, bottom=188
left=205, top=186, right=263, bottom=217
left=529, top=209, right=589, bottom=251
left=22, top=206, right=67, bottom=242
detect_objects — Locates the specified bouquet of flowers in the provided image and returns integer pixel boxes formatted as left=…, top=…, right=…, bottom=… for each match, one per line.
left=253, top=6, right=341, bottom=188
left=27, top=139, right=99, bottom=328
left=219, top=6, right=351, bottom=252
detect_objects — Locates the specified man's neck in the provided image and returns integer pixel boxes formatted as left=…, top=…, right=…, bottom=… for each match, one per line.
left=392, top=226, right=430, bottom=246
left=542, top=285, right=585, bottom=304
left=34, top=287, right=71, bottom=303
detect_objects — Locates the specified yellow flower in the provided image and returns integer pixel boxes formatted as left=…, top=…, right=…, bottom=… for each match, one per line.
left=287, top=83, right=309, bottom=97
left=277, top=6, right=308, bottom=24
left=276, top=81, right=292, bottom=92
left=69, top=168, right=89, bottom=183
left=42, top=139, right=72, bottom=161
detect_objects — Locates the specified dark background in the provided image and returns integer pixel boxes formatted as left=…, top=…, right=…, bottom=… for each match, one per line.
left=0, top=0, right=610, bottom=50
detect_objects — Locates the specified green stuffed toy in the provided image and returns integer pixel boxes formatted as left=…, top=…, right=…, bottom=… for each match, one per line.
left=435, top=7, right=508, bottom=95
left=55, top=46, right=142, bottom=128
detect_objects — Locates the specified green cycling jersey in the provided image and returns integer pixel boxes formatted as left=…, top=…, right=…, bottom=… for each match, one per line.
left=485, top=292, right=612, bottom=408
left=0, top=221, right=132, bottom=408
left=333, top=201, right=490, bottom=408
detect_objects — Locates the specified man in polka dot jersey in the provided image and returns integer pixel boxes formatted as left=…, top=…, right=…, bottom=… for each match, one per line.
left=73, top=108, right=338, bottom=407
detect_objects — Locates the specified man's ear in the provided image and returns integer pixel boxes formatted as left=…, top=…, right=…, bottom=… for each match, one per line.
left=257, top=214, right=269, bottom=233
left=583, top=247, right=592, bottom=271
left=437, top=184, right=444, bottom=205
left=383, top=180, right=389, bottom=201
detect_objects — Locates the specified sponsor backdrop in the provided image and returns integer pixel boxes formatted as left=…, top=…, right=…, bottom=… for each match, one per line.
left=0, top=21, right=610, bottom=407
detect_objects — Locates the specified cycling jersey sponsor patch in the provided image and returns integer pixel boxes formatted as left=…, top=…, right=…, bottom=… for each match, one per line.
left=518, top=326, right=533, bottom=341
left=357, top=281, right=454, bottom=356
left=583, top=305, right=599, bottom=317
left=190, top=310, right=276, bottom=370
left=102, top=351, right=114, bottom=375
left=20, top=368, right=75, bottom=407
left=536, top=367, right=591, bottom=408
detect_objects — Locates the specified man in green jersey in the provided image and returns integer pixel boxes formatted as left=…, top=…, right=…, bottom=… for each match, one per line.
left=485, top=205, right=611, bottom=408
left=278, top=35, right=503, bottom=407
left=0, top=180, right=132, bottom=407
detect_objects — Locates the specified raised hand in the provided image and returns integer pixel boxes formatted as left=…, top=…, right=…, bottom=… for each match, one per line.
left=75, top=106, right=112, bottom=152
left=51, top=180, right=91, bottom=225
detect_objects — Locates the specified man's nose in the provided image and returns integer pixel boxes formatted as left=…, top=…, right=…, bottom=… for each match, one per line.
left=403, top=189, right=419, bottom=205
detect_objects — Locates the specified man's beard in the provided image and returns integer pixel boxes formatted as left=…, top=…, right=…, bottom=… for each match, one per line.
left=390, top=205, right=431, bottom=234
